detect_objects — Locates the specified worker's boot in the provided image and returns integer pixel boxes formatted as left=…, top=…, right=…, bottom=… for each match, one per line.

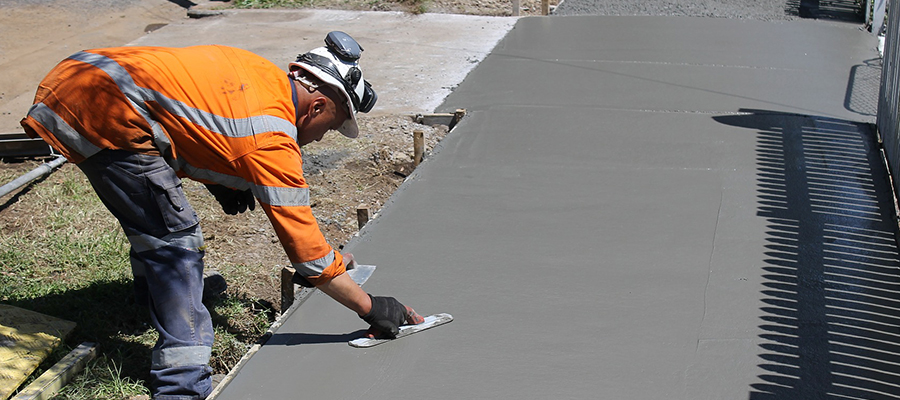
left=201, top=270, right=227, bottom=300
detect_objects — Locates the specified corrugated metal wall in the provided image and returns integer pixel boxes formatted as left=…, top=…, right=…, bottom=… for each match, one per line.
left=878, top=1, right=900, bottom=201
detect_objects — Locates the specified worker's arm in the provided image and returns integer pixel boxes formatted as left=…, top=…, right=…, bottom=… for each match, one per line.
left=316, top=268, right=419, bottom=338
left=316, top=272, right=372, bottom=315
left=236, top=143, right=417, bottom=337
left=237, top=142, right=346, bottom=283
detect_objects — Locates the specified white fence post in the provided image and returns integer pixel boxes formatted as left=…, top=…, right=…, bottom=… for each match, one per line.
left=873, top=0, right=887, bottom=36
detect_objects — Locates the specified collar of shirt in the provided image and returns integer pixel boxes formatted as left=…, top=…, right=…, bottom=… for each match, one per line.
left=289, top=74, right=299, bottom=125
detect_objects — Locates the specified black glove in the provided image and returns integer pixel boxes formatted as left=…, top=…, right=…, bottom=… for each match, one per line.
left=361, top=295, right=410, bottom=338
left=205, top=184, right=255, bottom=215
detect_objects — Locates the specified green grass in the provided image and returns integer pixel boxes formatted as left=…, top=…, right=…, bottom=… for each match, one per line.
left=2, top=166, right=275, bottom=399
left=54, top=358, right=151, bottom=400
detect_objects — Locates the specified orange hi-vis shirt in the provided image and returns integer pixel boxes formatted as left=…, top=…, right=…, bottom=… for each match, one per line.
left=20, top=45, right=345, bottom=284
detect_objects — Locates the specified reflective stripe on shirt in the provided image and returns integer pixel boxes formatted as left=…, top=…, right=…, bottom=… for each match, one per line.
left=292, top=249, right=335, bottom=276
left=26, top=103, right=102, bottom=159
left=181, top=164, right=310, bottom=207
left=66, top=51, right=298, bottom=154
left=67, top=51, right=172, bottom=157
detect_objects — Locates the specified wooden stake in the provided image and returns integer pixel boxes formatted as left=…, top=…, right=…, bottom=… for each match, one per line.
left=356, top=206, right=369, bottom=230
left=11, top=342, right=97, bottom=400
left=413, top=130, right=425, bottom=166
left=451, top=109, right=467, bottom=130
left=512, top=0, right=520, bottom=16
left=541, top=0, right=549, bottom=14
left=280, top=267, right=295, bottom=312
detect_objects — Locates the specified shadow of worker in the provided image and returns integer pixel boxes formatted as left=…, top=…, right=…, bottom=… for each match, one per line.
left=714, top=109, right=900, bottom=399
left=266, top=330, right=369, bottom=346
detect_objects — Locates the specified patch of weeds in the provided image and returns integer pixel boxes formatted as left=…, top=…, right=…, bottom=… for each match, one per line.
left=210, top=327, right=249, bottom=373
left=44, top=229, right=129, bottom=273
left=207, top=292, right=274, bottom=373
left=0, top=242, right=34, bottom=276
left=57, top=175, right=93, bottom=200
left=56, top=358, right=150, bottom=400
left=208, top=292, right=273, bottom=342
left=0, top=227, right=130, bottom=301
left=406, top=0, right=429, bottom=14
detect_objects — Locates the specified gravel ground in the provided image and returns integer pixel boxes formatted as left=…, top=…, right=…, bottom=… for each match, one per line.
left=554, top=0, right=844, bottom=20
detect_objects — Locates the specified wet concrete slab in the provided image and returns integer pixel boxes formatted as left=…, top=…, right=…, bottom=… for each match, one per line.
left=440, top=17, right=878, bottom=121
left=216, top=15, right=900, bottom=400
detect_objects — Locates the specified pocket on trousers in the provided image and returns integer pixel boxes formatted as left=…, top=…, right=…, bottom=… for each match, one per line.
left=145, top=168, right=199, bottom=233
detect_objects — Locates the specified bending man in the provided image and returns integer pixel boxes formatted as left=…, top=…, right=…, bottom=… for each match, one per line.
left=21, top=32, right=416, bottom=400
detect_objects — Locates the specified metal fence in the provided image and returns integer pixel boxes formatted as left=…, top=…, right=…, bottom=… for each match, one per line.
left=878, top=0, right=900, bottom=203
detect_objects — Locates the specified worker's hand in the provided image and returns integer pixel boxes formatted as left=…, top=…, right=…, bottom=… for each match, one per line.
left=361, top=295, right=424, bottom=339
left=205, top=184, right=255, bottom=215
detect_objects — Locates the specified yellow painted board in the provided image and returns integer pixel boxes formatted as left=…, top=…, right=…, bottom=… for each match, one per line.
left=11, top=342, right=96, bottom=400
left=0, top=305, right=75, bottom=400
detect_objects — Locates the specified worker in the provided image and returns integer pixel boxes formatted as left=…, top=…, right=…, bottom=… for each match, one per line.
left=20, top=32, right=419, bottom=400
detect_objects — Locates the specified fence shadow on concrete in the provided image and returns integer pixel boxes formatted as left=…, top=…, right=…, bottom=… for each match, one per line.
left=714, top=109, right=900, bottom=399
left=845, top=58, right=882, bottom=118
left=786, top=0, right=864, bottom=21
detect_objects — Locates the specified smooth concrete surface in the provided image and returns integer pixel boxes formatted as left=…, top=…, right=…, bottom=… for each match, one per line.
left=130, top=9, right=517, bottom=115
left=215, top=16, right=900, bottom=399
left=438, top=17, right=879, bottom=121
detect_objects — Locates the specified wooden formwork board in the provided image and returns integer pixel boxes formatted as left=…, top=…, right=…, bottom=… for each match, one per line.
left=0, top=305, right=75, bottom=400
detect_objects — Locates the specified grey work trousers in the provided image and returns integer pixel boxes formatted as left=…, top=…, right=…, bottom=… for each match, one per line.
left=78, top=149, right=214, bottom=400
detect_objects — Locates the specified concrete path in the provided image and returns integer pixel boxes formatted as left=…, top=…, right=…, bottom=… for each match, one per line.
left=130, top=9, right=517, bottom=116
left=213, top=15, right=900, bottom=400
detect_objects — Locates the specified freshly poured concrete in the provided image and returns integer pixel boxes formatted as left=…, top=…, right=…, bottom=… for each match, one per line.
left=216, top=16, right=900, bottom=399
